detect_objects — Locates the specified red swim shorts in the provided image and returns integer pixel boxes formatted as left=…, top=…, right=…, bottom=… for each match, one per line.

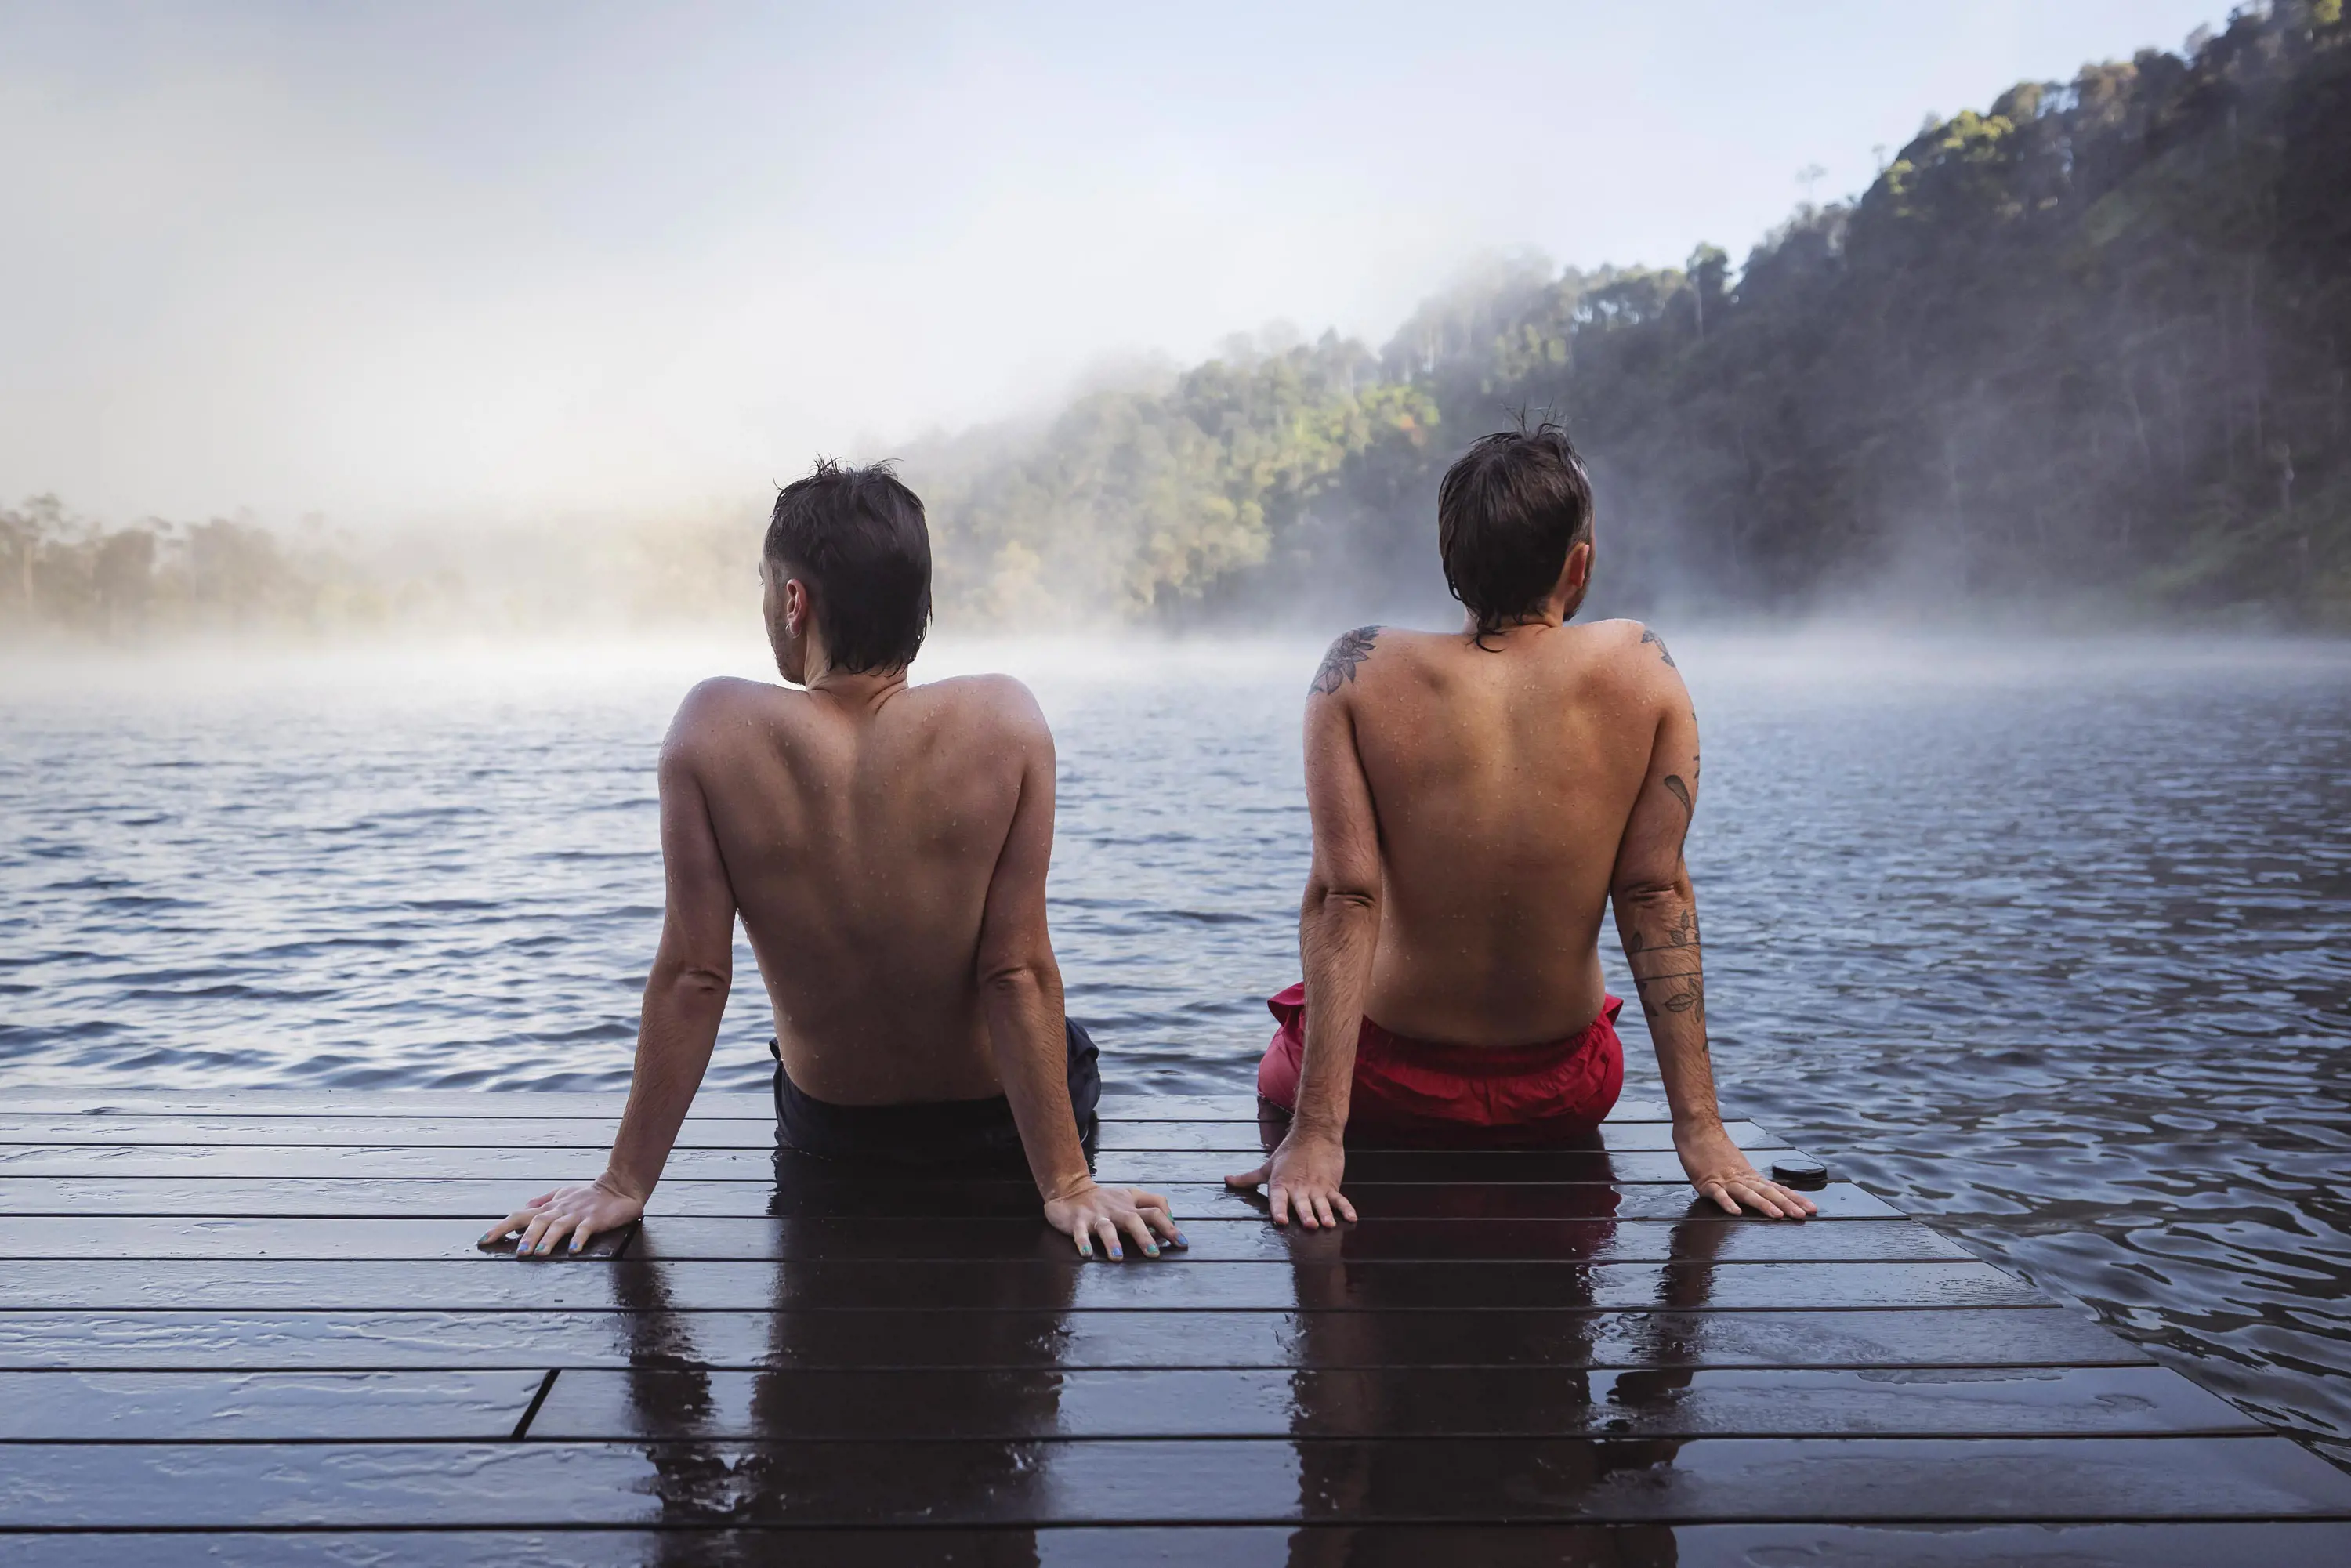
left=1255, top=983, right=1625, bottom=1142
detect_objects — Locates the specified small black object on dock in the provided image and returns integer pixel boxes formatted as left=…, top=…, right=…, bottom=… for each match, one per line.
left=1772, top=1155, right=1828, bottom=1189
left=0, top=1088, right=2346, bottom=1562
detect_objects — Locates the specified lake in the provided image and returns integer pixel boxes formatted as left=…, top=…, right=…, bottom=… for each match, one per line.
left=2, top=630, right=2347, bottom=1470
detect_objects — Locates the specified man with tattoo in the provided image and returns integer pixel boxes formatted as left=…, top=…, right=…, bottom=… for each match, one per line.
left=1229, top=424, right=1816, bottom=1227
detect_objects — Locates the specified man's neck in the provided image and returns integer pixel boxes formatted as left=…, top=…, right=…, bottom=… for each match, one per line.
left=804, top=664, right=910, bottom=713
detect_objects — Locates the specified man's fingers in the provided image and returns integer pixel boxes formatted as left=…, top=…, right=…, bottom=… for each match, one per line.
left=1311, top=1193, right=1335, bottom=1229
left=1225, top=1163, right=1271, bottom=1191
left=1269, top=1184, right=1291, bottom=1226
left=1118, top=1210, right=1161, bottom=1258
left=1696, top=1172, right=1827, bottom=1219
left=482, top=1211, right=529, bottom=1246
left=1094, top=1217, right=1123, bottom=1261
left=569, top=1216, right=599, bottom=1252
left=1070, top=1221, right=1093, bottom=1258
left=1335, top=1192, right=1359, bottom=1223
left=1122, top=1189, right=1185, bottom=1245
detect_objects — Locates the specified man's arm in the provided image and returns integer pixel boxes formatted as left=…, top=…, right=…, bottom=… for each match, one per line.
left=1608, top=632, right=1815, bottom=1219
left=1224, top=628, right=1382, bottom=1229
left=975, top=685, right=1182, bottom=1261
left=484, top=693, right=739, bottom=1255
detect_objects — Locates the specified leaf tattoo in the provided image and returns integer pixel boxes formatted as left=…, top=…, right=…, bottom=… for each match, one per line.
left=1640, top=626, right=1676, bottom=668
left=1633, top=969, right=1707, bottom=1029
left=1310, top=626, right=1380, bottom=696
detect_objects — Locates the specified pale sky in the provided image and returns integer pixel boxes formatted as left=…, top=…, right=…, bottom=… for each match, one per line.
left=2, top=0, right=2231, bottom=527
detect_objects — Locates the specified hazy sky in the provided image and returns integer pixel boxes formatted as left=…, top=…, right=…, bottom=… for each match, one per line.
left=3, top=0, right=2231, bottom=527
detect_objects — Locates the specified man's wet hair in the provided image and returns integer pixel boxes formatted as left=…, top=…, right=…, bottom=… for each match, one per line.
left=1436, top=422, right=1596, bottom=637
left=764, top=458, right=933, bottom=674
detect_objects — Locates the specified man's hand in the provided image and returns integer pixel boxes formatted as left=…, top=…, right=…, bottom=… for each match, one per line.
left=1225, top=1126, right=1357, bottom=1229
left=483, top=1175, right=647, bottom=1257
left=1044, top=1181, right=1186, bottom=1260
left=1675, top=1120, right=1817, bottom=1219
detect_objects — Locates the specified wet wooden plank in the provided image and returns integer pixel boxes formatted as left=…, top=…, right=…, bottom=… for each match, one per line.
left=0, top=1114, right=1729, bottom=1153
left=0, top=1258, right=2042, bottom=1313
left=0, top=1092, right=1672, bottom=1123
left=0, top=1436, right=2346, bottom=1526
left=0, top=1305, right=2144, bottom=1371
left=0, top=1091, right=777, bottom=1119
left=527, top=1365, right=2259, bottom=1440
left=0, top=1175, right=1905, bottom=1219
left=1665, top=1523, right=2351, bottom=1568
left=0, top=1145, right=1780, bottom=1183
left=2, top=1523, right=2348, bottom=1568
left=0, top=1370, right=545, bottom=1441
left=0, top=1215, right=1967, bottom=1264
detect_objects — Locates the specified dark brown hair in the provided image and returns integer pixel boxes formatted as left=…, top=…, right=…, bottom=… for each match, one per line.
left=1436, top=422, right=1595, bottom=636
left=763, top=458, right=933, bottom=673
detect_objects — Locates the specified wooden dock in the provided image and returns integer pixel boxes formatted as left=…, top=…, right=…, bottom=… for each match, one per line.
left=2, top=1089, right=2347, bottom=1564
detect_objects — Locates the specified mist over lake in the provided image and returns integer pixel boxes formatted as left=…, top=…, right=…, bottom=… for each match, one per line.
left=3, top=631, right=2346, bottom=1465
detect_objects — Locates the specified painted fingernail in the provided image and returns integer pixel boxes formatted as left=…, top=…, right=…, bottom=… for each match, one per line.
left=1143, top=1243, right=1159, bottom=1257
left=1109, top=1247, right=1122, bottom=1259
left=1174, top=1232, right=1190, bottom=1247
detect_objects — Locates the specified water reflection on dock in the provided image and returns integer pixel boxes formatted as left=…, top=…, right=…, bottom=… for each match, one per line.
left=0, top=1088, right=2346, bottom=1562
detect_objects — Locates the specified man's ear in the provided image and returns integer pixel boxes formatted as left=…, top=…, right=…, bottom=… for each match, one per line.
left=782, top=578, right=810, bottom=637
left=1567, top=537, right=1594, bottom=590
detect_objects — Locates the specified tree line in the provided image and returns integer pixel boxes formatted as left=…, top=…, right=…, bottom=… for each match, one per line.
left=9, top=1, right=2346, bottom=641
left=0, top=496, right=758, bottom=641
left=909, top=0, right=2351, bottom=627
left=0, top=498, right=433, bottom=639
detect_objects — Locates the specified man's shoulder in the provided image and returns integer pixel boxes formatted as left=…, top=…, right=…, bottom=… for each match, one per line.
left=914, top=671, right=1041, bottom=714
left=661, top=676, right=788, bottom=759
left=1578, top=618, right=1682, bottom=680
left=672, top=675, right=786, bottom=725
left=907, top=673, right=1051, bottom=740
left=1308, top=624, right=1452, bottom=697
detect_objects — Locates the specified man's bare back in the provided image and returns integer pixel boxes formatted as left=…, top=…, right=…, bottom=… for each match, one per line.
left=1230, top=424, right=1813, bottom=1227
left=1331, top=617, right=1680, bottom=1049
left=676, top=672, right=1047, bottom=1104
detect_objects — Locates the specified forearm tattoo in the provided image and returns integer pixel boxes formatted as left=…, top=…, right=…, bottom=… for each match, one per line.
left=1625, top=904, right=1707, bottom=1041
left=1310, top=626, right=1380, bottom=696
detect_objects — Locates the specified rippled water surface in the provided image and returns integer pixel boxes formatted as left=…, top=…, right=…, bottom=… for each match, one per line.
left=3, top=633, right=2349, bottom=1466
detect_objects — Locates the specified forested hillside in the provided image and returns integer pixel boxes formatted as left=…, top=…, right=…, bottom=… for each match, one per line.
left=910, top=0, right=2351, bottom=626
left=5, top=1, right=2346, bottom=639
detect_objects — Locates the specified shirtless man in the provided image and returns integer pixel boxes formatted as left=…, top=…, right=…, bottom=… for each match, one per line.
left=1228, top=424, right=1817, bottom=1227
left=485, top=460, right=1180, bottom=1261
